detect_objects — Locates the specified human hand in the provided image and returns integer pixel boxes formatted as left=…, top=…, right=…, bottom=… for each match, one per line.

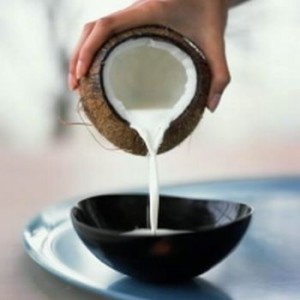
left=68, top=0, right=231, bottom=112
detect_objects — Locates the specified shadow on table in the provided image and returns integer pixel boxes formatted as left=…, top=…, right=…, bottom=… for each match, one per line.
left=108, top=277, right=233, bottom=300
left=20, top=253, right=232, bottom=300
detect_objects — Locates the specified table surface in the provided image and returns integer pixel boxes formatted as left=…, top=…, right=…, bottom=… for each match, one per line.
left=22, top=177, right=300, bottom=300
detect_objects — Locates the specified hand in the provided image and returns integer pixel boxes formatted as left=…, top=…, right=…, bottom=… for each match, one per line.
left=68, top=0, right=231, bottom=112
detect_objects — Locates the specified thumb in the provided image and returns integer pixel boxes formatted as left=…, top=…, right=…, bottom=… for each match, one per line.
left=206, top=53, right=231, bottom=112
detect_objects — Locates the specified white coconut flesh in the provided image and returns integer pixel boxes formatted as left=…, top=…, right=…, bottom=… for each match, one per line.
left=103, top=37, right=198, bottom=154
left=102, top=37, right=198, bottom=234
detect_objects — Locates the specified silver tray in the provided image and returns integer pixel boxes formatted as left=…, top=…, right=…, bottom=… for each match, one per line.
left=23, top=178, right=300, bottom=300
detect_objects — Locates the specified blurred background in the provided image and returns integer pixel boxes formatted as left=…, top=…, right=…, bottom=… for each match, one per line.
left=0, top=0, right=299, bottom=208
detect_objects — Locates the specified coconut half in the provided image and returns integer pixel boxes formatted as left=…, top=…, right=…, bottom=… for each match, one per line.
left=79, top=25, right=211, bottom=155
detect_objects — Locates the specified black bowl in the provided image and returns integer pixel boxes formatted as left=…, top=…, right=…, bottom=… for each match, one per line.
left=71, top=194, right=253, bottom=283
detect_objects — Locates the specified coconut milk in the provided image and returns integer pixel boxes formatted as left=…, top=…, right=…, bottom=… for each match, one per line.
left=122, top=228, right=190, bottom=236
left=127, top=109, right=184, bottom=234
left=102, top=38, right=198, bottom=234
left=128, top=110, right=171, bottom=234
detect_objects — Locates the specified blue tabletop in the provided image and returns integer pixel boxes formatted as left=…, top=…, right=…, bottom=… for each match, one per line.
left=24, top=177, right=300, bottom=300
left=162, top=177, right=300, bottom=300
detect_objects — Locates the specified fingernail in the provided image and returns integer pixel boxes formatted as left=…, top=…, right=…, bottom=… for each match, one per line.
left=76, top=61, right=84, bottom=80
left=68, top=73, right=75, bottom=90
left=209, top=94, right=222, bottom=113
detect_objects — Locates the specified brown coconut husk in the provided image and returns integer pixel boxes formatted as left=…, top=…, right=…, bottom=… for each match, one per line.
left=79, top=25, right=211, bottom=156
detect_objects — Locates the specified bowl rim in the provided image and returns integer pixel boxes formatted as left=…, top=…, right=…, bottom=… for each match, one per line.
left=71, top=193, right=254, bottom=237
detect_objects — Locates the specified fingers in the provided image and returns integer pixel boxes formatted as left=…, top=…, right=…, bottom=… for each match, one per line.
left=187, top=1, right=230, bottom=112
left=207, top=52, right=230, bottom=113
left=75, top=17, right=112, bottom=80
left=68, top=0, right=163, bottom=90
left=68, top=22, right=95, bottom=90
left=195, top=35, right=230, bottom=113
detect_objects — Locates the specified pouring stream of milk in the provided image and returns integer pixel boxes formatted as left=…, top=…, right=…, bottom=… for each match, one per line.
left=128, top=109, right=187, bottom=234
left=128, top=110, right=169, bottom=234
left=102, top=38, right=198, bottom=234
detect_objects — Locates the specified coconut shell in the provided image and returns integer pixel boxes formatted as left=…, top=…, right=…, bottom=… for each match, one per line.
left=79, top=25, right=211, bottom=155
